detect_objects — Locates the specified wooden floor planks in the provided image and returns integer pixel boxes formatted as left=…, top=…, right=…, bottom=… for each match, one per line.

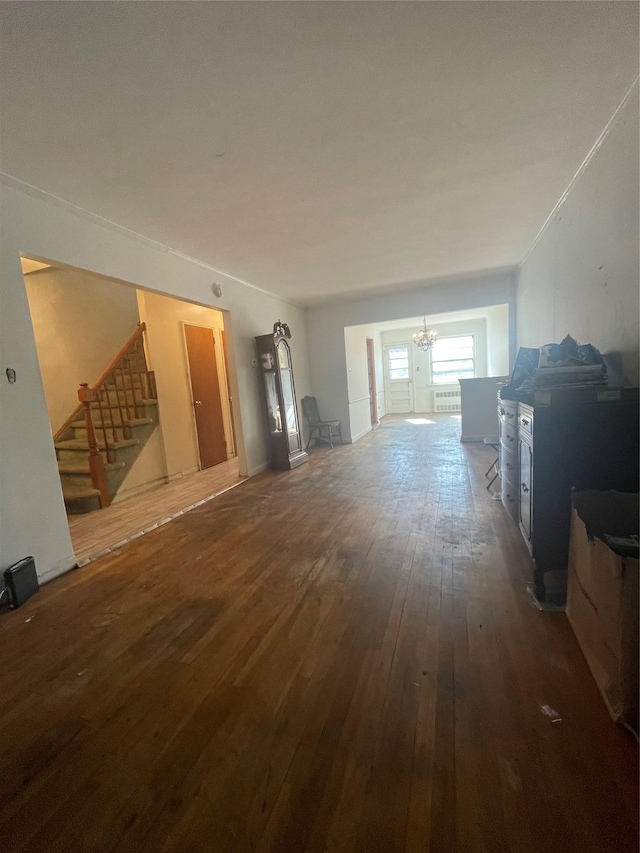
left=0, top=414, right=637, bottom=852
left=68, top=457, right=244, bottom=564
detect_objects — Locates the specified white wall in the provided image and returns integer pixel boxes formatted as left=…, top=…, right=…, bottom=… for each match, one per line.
left=343, top=324, right=385, bottom=443
left=0, top=179, right=310, bottom=582
left=137, top=291, right=235, bottom=479
left=517, top=87, right=639, bottom=384
left=486, top=303, right=510, bottom=376
left=373, top=328, right=385, bottom=420
left=24, top=266, right=140, bottom=433
left=116, top=427, right=168, bottom=500
left=308, top=271, right=516, bottom=441
left=381, top=318, right=487, bottom=413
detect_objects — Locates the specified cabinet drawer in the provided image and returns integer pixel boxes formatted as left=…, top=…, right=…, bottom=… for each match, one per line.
left=518, top=406, right=533, bottom=439
left=500, top=445, right=518, bottom=484
left=501, top=479, right=519, bottom=520
left=500, top=419, right=517, bottom=449
left=498, top=402, right=517, bottom=424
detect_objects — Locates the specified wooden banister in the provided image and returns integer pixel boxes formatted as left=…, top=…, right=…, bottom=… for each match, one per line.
left=88, top=323, right=147, bottom=396
left=54, top=323, right=157, bottom=509
left=79, top=384, right=110, bottom=508
left=54, top=323, right=148, bottom=442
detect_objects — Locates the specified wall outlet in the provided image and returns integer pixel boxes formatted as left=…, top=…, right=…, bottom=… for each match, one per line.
left=251, top=357, right=258, bottom=367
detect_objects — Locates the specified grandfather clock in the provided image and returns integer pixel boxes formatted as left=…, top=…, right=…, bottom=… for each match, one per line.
left=255, top=321, right=308, bottom=470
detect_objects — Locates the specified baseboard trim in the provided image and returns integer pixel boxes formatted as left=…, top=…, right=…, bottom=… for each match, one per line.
left=167, top=466, right=200, bottom=483
left=349, top=426, right=372, bottom=444
left=248, top=460, right=271, bottom=477
left=38, top=555, right=78, bottom=585
left=112, top=476, right=169, bottom=503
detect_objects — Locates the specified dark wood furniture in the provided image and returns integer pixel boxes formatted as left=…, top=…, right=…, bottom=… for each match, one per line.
left=516, top=397, right=639, bottom=604
left=255, top=321, right=308, bottom=470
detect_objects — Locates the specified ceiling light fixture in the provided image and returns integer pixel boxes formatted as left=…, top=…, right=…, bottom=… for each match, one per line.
left=413, top=318, right=437, bottom=352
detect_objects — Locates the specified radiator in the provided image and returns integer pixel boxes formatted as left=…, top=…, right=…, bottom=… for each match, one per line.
left=434, top=390, right=461, bottom=412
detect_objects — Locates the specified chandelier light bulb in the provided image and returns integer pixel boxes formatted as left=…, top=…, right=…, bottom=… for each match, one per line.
left=413, top=318, right=438, bottom=352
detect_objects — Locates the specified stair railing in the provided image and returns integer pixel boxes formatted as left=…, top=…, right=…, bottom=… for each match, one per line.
left=54, top=323, right=156, bottom=508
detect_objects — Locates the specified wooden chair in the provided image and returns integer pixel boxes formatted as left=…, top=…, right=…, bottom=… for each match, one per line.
left=301, top=396, right=342, bottom=449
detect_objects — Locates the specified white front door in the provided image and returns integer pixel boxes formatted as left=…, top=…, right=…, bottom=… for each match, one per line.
left=384, top=344, right=414, bottom=413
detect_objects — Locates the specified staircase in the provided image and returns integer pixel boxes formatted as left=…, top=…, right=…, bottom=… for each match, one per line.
left=54, top=324, right=160, bottom=514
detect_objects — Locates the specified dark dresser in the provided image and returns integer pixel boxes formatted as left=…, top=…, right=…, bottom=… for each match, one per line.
left=498, top=392, right=639, bottom=605
left=498, top=397, right=519, bottom=521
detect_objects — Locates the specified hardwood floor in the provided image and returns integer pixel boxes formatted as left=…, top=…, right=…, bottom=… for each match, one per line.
left=68, top=458, right=244, bottom=564
left=1, top=414, right=637, bottom=852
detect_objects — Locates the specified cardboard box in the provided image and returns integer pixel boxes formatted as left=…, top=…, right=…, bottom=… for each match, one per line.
left=567, top=491, right=639, bottom=735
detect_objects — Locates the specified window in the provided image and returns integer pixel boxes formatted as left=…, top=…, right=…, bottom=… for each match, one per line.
left=387, top=346, right=410, bottom=379
left=431, top=335, right=475, bottom=384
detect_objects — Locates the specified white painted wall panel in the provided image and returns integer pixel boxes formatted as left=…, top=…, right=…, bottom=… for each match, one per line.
left=517, top=89, right=639, bottom=384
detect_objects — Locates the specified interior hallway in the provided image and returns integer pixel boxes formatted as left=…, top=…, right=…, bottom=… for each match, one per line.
left=0, top=415, right=636, bottom=853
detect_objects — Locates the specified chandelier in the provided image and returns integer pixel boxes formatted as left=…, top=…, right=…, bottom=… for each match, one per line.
left=413, top=318, right=438, bottom=352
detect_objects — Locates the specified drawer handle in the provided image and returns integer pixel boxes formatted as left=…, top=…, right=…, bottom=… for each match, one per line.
left=506, top=412, right=515, bottom=419
left=505, top=493, right=513, bottom=501
left=521, top=483, right=529, bottom=493
left=507, top=435, right=514, bottom=442
left=506, top=462, right=514, bottom=470
left=521, top=418, right=530, bottom=426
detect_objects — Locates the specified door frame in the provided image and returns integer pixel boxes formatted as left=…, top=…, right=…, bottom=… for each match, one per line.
left=383, top=342, right=415, bottom=413
left=366, top=337, right=379, bottom=426
left=181, top=320, right=234, bottom=469
left=221, top=330, right=237, bottom=456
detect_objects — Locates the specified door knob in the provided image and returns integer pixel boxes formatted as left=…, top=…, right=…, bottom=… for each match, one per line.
left=194, top=400, right=202, bottom=407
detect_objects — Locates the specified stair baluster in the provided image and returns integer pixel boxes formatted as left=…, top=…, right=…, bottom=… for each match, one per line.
left=126, top=351, right=142, bottom=420
left=113, top=369, right=130, bottom=436
left=78, top=384, right=111, bottom=508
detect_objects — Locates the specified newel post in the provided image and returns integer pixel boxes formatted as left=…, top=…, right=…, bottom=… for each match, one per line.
left=78, top=383, right=111, bottom=508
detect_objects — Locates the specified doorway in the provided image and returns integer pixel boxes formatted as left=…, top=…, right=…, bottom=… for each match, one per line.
left=383, top=344, right=414, bottom=413
left=184, top=324, right=228, bottom=469
left=366, top=338, right=378, bottom=426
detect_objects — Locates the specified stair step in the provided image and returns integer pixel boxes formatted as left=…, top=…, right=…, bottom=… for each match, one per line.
left=58, top=461, right=126, bottom=475
left=90, top=398, right=157, bottom=410
left=70, top=417, right=153, bottom=430
left=95, top=388, right=150, bottom=402
left=55, top=438, right=140, bottom=452
left=62, top=483, right=101, bottom=500
left=62, top=482, right=102, bottom=514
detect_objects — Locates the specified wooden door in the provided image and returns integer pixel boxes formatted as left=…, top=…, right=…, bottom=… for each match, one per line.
left=366, top=338, right=378, bottom=425
left=184, top=324, right=227, bottom=469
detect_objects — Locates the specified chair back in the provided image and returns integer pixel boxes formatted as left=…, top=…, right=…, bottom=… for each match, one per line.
left=301, top=396, right=321, bottom=426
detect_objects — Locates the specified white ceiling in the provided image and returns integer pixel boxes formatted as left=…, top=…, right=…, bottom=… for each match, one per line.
left=1, top=3, right=637, bottom=305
